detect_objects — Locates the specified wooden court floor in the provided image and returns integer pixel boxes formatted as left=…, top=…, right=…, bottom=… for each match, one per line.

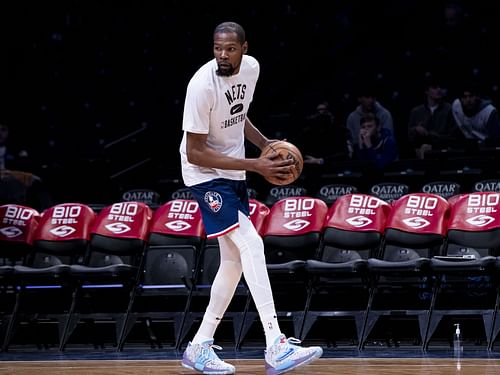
left=1, top=358, right=500, bottom=375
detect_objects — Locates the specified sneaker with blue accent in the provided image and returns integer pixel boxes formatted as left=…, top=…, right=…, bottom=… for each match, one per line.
left=181, top=339, right=235, bottom=374
left=264, top=334, right=323, bottom=375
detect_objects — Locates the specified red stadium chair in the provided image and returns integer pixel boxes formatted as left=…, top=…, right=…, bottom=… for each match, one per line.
left=303, top=194, right=391, bottom=345
left=118, top=199, right=206, bottom=350
left=3, top=203, right=95, bottom=351
left=61, top=201, right=152, bottom=350
left=427, top=192, right=500, bottom=351
left=0, top=204, right=40, bottom=349
left=249, top=196, right=328, bottom=343
left=362, top=193, right=450, bottom=350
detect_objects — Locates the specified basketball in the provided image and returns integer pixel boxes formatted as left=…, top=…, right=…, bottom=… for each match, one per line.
left=260, top=140, right=303, bottom=185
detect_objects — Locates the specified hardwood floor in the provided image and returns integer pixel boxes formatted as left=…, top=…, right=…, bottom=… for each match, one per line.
left=1, top=358, right=499, bottom=375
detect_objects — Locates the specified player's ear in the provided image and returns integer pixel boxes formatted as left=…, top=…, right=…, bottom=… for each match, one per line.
left=242, top=41, right=248, bottom=54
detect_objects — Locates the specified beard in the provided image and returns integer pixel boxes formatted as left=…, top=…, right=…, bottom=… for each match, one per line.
left=216, top=63, right=236, bottom=77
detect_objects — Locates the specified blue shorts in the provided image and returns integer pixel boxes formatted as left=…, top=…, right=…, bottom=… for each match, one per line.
left=189, top=178, right=250, bottom=239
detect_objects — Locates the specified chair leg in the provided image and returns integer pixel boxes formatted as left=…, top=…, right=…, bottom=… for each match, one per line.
left=2, top=290, right=22, bottom=351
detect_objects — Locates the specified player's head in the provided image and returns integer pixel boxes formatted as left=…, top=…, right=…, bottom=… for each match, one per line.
left=213, top=21, right=248, bottom=77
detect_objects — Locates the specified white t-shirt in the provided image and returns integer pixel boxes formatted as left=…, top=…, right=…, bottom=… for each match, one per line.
left=179, top=55, right=259, bottom=186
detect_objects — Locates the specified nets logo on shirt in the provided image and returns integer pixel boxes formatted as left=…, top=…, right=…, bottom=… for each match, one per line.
left=204, top=191, right=223, bottom=213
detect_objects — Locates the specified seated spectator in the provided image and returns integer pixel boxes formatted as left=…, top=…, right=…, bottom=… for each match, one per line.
left=408, top=77, right=463, bottom=158
left=451, top=81, right=500, bottom=146
left=354, top=113, right=398, bottom=170
left=346, top=86, right=394, bottom=149
left=297, top=101, right=351, bottom=165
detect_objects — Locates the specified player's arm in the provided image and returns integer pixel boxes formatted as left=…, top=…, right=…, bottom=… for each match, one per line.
left=185, top=131, right=292, bottom=179
left=244, top=118, right=274, bottom=150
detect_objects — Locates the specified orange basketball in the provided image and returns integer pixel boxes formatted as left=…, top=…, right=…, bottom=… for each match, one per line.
left=260, top=140, right=303, bottom=185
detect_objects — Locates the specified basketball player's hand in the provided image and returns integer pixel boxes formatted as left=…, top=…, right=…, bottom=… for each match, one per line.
left=255, top=152, right=294, bottom=182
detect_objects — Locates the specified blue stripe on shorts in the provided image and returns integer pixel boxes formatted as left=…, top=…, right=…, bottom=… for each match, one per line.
left=189, top=178, right=250, bottom=238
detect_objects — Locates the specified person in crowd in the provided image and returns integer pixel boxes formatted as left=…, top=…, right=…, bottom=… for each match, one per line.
left=408, top=77, right=463, bottom=158
left=346, top=86, right=394, bottom=149
left=354, top=112, right=398, bottom=169
left=299, top=101, right=352, bottom=165
left=451, top=81, right=500, bottom=146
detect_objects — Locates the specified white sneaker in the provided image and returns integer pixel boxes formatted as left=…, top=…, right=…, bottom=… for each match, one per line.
left=264, top=334, right=323, bottom=375
left=181, top=339, right=235, bottom=374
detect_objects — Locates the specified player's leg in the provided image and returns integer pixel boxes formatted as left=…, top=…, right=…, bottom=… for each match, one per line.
left=227, top=212, right=323, bottom=375
left=181, top=237, right=241, bottom=374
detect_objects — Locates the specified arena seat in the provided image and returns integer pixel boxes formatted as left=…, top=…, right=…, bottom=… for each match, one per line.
left=0, top=204, right=40, bottom=350
left=117, top=199, right=205, bottom=350
left=4, top=203, right=95, bottom=351
left=427, top=192, right=500, bottom=350
left=362, top=193, right=450, bottom=350
left=242, top=196, right=328, bottom=343
left=303, top=194, right=391, bottom=346
left=60, top=201, right=152, bottom=350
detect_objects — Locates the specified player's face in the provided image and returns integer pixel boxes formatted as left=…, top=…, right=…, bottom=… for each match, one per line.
left=213, top=32, right=247, bottom=76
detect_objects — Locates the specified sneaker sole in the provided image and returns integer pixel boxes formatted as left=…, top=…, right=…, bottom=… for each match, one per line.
left=267, top=348, right=323, bottom=375
left=181, top=361, right=235, bottom=375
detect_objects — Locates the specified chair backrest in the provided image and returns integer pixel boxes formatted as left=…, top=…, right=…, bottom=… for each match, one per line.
left=148, top=199, right=205, bottom=246
left=31, top=203, right=96, bottom=266
left=262, top=196, right=328, bottom=263
left=249, top=199, right=270, bottom=236
left=144, top=199, right=205, bottom=285
left=0, top=204, right=40, bottom=261
left=88, top=201, right=152, bottom=266
left=323, top=194, right=391, bottom=251
left=383, top=193, right=450, bottom=252
left=446, top=192, right=500, bottom=253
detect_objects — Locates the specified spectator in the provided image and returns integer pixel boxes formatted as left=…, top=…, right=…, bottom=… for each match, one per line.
left=451, top=81, right=500, bottom=146
left=297, top=101, right=352, bottom=165
left=354, top=112, right=398, bottom=169
left=346, top=86, right=394, bottom=149
left=408, top=77, right=463, bottom=158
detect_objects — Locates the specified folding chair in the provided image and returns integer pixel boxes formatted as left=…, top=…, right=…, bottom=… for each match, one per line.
left=303, top=194, right=391, bottom=347
left=0, top=204, right=40, bottom=349
left=4, top=203, right=95, bottom=350
left=427, top=192, right=499, bottom=351
left=117, top=199, right=205, bottom=350
left=362, top=193, right=450, bottom=350
left=61, top=201, right=152, bottom=350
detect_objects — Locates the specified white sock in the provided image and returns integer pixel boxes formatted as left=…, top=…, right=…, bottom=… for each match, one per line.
left=192, top=250, right=242, bottom=345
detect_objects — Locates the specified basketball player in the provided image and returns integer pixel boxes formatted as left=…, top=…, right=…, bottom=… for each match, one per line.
left=179, top=21, right=323, bottom=374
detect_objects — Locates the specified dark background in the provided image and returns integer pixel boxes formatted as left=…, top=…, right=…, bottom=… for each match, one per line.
left=2, top=1, right=500, bottom=206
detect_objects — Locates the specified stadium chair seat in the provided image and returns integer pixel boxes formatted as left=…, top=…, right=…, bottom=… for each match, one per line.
left=427, top=192, right=500, bottom=351
left=0, top=204, right=40, bottom=349
left=60, top=201, right=152, bottom=350
left=117, top=199, right=205, bottom=350
left=241, top=196, right=327, bottom=344
left=303, top=194, right=391, bottom=346
left=362, top=193, right=450, bottom=350
left=4, top=203, right=95, bottom=351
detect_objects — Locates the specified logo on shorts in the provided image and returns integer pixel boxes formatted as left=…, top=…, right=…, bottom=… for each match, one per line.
left=204, top=191, right=223, bottom=212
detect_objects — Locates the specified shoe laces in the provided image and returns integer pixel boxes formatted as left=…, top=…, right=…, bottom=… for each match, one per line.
left=200, top=343, right=223, bottom=363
